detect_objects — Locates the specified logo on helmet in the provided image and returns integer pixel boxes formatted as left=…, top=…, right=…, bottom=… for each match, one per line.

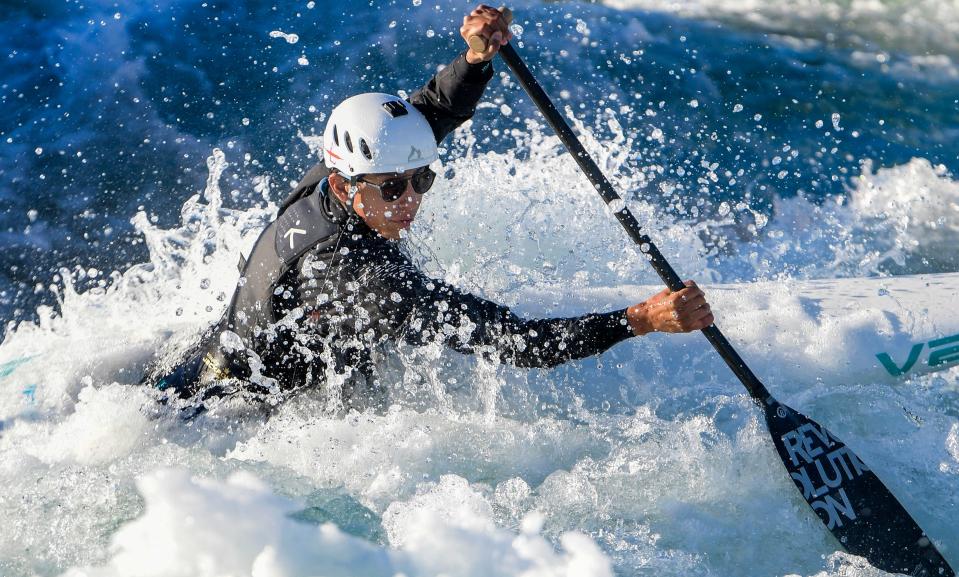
left=408, top=145, right=423, bottom=162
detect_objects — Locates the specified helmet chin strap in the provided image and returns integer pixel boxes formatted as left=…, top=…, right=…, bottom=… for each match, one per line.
left=325, top=171, right=362, bottom=219
left=341, top=175, right=361, bottom=218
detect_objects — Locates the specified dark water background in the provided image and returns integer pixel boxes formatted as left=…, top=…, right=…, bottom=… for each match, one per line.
left=2, top=0, right=958, bottom=333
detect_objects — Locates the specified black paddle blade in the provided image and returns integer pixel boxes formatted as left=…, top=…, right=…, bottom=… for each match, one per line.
left=765, top=400, right=955, bottom=576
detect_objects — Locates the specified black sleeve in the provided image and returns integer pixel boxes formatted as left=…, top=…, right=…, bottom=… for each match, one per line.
left=347, top=245, right=635, bottom=369
left=409, top=51, right=495, bottom=143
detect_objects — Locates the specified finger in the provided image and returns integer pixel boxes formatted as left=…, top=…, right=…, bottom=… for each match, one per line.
left=473, top=6, right=500, bottom=23
left=682, top=294, right=707, bottom=310
left=475, top=22, right=505, bottom=42
left=474, top=6, right=510, bottom=34
left=490, top=10, right=510, bottom=29
left=670, top=291, right=687, bottom=307
left=683, top=309, right=712, bottom=331
left=488, top=31, right=504, bottom=52
left=492, top=22, right=511, bottom=44
left=684, top=280, right=698, bottom=288
left=679, top=316, right=705, bottom=332
left=689, top=303, right=713, bottom=319
left=465, top=9, right=494, bottom=30
left=692, top=312, right=715, bottom=330
left=477, top=22, right=496, bottom=38
left=675, top=299, right=709, bottom=321
left=684, top=289, right=706, bottom=302
left=674, top=283, right=703, bottom=296
left=678, top=290, right=705, bottom=307
left=670, top=287, right=701, bottom=306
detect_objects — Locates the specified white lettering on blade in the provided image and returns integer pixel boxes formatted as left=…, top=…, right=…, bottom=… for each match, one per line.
left=781, top=423, right=870, bottom=529
left=782, top=423, right=834, bottom=466
left=810, top=488, right=857, bottom=529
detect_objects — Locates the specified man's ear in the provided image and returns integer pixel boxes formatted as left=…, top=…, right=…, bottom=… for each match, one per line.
left=328, top=172, right=350, bottom=203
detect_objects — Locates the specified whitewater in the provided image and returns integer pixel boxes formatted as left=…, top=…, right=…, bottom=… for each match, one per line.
left=1, top=1, right=958, bottom=576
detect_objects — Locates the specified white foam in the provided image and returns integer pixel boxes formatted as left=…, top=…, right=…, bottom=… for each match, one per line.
left=601, top=0, right=959, bottom=59
left=0, top=143, right=955, bottom=576
left=62, top=469, right=613, bottom=577
left=849, top=159, right=959, bottom=270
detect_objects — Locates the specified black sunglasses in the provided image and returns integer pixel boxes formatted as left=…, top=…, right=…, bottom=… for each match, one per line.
left=356, top=167, right=436, bottom=202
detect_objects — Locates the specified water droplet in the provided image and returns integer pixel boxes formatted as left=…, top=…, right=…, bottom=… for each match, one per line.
left=269, top=30, right=299, bottom=44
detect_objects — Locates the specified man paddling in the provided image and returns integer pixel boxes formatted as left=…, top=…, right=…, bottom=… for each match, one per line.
left=151, top=4, right=713, bottom=412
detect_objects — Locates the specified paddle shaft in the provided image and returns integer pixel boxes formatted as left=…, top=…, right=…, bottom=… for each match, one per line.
left=496, top=42, right=772, bottom=403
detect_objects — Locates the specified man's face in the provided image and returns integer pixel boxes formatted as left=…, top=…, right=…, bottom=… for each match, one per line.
left=336, top=168, right=426, bottom=240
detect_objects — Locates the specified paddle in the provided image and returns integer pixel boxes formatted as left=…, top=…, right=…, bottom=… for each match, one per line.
left=472, top=9, right=956, bottom=577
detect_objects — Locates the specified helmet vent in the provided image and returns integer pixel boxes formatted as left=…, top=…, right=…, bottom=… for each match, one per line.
left=344, top=131, right=354, bottom=153
left=359, top=138, right=373, bottom=160
left=383, top=100, right=409, bottom=118
left=332, top=125, right=339, bottom=146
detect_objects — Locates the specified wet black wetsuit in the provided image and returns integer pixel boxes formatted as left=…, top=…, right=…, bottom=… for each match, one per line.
left=154, top=51, right=635, bottom=409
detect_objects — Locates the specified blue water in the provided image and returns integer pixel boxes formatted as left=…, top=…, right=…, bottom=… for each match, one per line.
left=3, top=0, right=958, bottom=332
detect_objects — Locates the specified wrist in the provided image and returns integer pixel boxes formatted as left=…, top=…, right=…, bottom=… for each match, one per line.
left=626, top=302, right=655, bottom=336
left=453, top=50, right=494, bottom=83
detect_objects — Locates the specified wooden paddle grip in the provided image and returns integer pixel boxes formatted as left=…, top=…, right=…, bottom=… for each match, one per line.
left=467, top=6, right=513, bottom=53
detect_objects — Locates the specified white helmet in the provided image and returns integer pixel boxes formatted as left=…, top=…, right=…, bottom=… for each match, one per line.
left=323, top=93, right=438, bottom=177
